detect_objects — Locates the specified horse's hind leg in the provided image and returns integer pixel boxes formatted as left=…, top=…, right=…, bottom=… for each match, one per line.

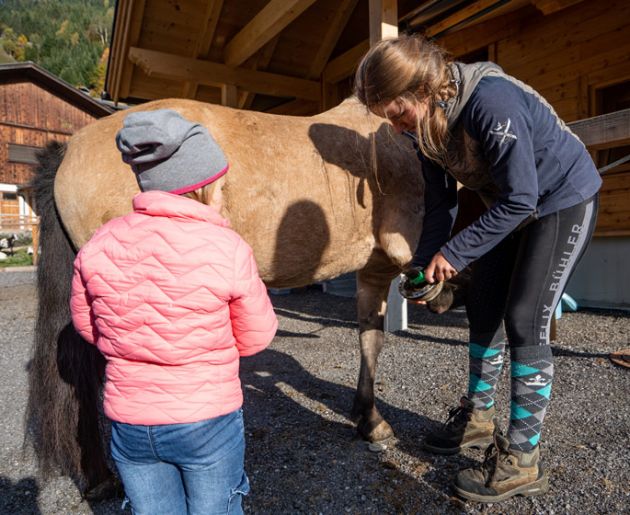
left=351, top=250, right=401, bottom=442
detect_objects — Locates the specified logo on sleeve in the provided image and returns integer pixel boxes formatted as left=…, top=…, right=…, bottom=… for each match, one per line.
left=489, top=118, right=517, bottom=145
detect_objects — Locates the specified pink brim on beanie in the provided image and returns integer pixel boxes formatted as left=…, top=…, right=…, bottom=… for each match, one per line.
left=169, top=164, right=229, bottom=195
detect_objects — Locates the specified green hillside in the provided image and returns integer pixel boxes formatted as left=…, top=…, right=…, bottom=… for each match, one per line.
left=0, top=45, right=15, bottom=64
left=0, top=0, right=114, bottom=95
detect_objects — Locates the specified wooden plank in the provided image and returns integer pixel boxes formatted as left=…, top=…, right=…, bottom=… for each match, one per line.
left=265, top=99, right=318, bottom=116
left=595, top=229, right=630, bottom=237
left=598, top=171, right=630, bottom=192
left=514, top=38, right=630, bottom=94
left=369, top=0, right=398, bottom=46
left=594, top=169, right=630, bottom=234
left=221, top=84, right=238, bottom=107
left=320, top=80, right=338, bottom=111
left=119, top=0, right=147, bottom=99
left=128, top=47, right=321, bottom=101
left=308, top=0, right=359, bottom=79
left=183, top=0, right=225, bottom=99
left=322, top=40, right=370, bottom=84
left=196, top=0, right=225, bottom=57
left=238, top=37, right=279, bottom=110
left=567, top=109, right=630, bottom=149
left=129, top=79, right=186, bottom=100
left=193, top=84, right=222, bottom=104
left=438, top=7, right=525, bottom=58
left=426, top=0, right=507, bottom=38
left=531, top=0, right=585, bottom=15
left=498, top=2, right=630, bottom=69
left=109, top=0, right=133, bottom=102
left=223, top=0, right=318, bottom=67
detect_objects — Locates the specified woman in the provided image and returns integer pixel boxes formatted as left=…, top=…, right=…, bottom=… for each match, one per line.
left=355, top=35, right=601, bottom=503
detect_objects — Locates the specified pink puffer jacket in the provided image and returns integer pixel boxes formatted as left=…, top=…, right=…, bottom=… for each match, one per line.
left=70, top=191, right=277, bottom=425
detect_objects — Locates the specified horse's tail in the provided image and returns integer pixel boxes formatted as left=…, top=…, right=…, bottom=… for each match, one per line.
left=25, top=141, right=110, bottom=492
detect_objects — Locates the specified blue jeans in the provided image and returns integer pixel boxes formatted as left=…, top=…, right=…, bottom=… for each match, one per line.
left=110, top=409, right=249, bottom=515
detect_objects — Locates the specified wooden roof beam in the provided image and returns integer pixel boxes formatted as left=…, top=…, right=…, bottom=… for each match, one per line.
left=238, top=37, right=280, bottom=110
left=223, top=0, right=317, bottom=67
left=182, top=0, right=224, bottom=99
left=118, top=0, right=147, bottom=99
left=531, top=0, right=585, bottom=15
left=128, top=47, right=320, bottom=101
left=308, top=0, right=359, bottom=79
left=322, top=40, right=370, bottom=84
left=266, top=99, right=319, bottom=116
left=568, top=108, right=630, bottom=150
left=322, top=0, right=399, bottom=86
left=425, top=0, right=508, bottom=38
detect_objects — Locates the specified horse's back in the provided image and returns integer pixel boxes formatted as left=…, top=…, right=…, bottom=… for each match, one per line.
left=55, top=98, right=423, bottom=286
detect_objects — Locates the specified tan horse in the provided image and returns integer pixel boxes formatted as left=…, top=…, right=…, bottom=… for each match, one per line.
left=28, top=97, right=445, bottom=491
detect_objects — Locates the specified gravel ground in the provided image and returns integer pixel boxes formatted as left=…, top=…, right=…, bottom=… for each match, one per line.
left=0, top=270, right=628, bottom=514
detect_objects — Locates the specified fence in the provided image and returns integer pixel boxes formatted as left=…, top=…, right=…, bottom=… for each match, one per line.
left=0, top=214, right=40, bottom=266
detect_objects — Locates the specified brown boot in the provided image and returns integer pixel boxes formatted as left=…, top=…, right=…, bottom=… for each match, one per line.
left=422, top=397, right=495, bottom=455
left=454, top=431, right=549, bottom=503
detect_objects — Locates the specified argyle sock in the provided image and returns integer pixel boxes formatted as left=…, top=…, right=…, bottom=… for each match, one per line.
left=508, top=345, right=554, bottom=452
left=468, top=331, right=506, bottom=410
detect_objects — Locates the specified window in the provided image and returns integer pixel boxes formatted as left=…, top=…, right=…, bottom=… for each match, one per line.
left=591, top=78, right=630, bottom=235
left=8, top=144, right=42, bottom=165
left=594, top=80, right=630, bottom=174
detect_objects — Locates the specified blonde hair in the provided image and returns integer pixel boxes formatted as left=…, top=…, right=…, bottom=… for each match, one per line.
left=182, top=183, right=213, bottom=205
left=354, top=35, right=457, bottom=164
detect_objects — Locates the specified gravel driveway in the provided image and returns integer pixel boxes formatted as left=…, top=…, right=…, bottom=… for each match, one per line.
left=0, top=270, right=628, bottom=514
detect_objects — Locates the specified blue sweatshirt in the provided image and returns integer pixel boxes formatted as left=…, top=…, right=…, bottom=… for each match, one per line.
left=413, top=75, right=601, bottom=271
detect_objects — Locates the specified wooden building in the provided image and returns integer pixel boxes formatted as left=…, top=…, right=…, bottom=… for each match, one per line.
left=0, top=62, right=112, bottom=231
left=102, top=0, right=629, bottom=308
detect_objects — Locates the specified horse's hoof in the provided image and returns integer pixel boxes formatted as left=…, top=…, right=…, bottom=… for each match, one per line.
left=358, top=419, right=394, bottom=442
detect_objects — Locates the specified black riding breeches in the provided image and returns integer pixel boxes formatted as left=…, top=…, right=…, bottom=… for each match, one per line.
left=466, top=195, right=599, bottom=348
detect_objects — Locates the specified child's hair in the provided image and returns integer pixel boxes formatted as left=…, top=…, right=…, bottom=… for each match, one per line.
left=354, top=35, right=457, bottom=164
left=183, top=182, right=217, bottom=206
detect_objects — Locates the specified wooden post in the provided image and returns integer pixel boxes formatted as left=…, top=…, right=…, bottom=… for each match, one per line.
left=221, top=84, right=239, bottom=107
left=31, top=219, right=39, bottom=267
left=367, top=0, right=404, bottom=332
left=320, top=80, right=338, bottom=112
left=369, top=0, right=398, bottom=45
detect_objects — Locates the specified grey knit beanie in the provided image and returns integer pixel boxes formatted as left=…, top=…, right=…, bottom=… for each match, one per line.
left=115, top=109, right=228, bottom=194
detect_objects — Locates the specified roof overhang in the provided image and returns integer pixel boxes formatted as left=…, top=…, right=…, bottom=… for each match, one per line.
left=0, top=62, right=113, bottom=118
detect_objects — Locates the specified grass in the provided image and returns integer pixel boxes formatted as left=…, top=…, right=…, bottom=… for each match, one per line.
left=0, top=248, right=33, bottom=268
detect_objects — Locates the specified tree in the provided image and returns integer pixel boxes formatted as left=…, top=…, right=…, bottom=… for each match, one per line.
left=0, top=0, right=114, bottom=95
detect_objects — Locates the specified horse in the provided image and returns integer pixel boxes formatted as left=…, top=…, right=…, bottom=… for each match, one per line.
left=26, top=97, right=459, bottom=492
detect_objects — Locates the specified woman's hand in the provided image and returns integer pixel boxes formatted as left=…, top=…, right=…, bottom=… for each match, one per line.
left=424, top=251, right=457, bottom=283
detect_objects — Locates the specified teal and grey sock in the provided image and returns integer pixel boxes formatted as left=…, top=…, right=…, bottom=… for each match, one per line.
left=509, top=345, right=554, bottom=452
left=468, top=331, right=506, bottom=410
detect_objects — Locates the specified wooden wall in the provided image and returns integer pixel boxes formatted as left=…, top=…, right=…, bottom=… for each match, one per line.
left=440, top=0, right=630, bottom=235
left=0, top=80, right=100, bottom=186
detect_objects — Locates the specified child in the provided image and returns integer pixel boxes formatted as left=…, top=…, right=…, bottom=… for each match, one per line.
left=70, top=109, right=278, bottom=514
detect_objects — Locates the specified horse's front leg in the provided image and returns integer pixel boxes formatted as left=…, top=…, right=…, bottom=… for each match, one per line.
left=351, top=260, right=399, bottom=442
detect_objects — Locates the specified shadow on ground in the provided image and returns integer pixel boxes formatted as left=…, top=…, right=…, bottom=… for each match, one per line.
left=0, top=477, right=41, bottom=515
left=239, top=348, right=474, bottom=513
